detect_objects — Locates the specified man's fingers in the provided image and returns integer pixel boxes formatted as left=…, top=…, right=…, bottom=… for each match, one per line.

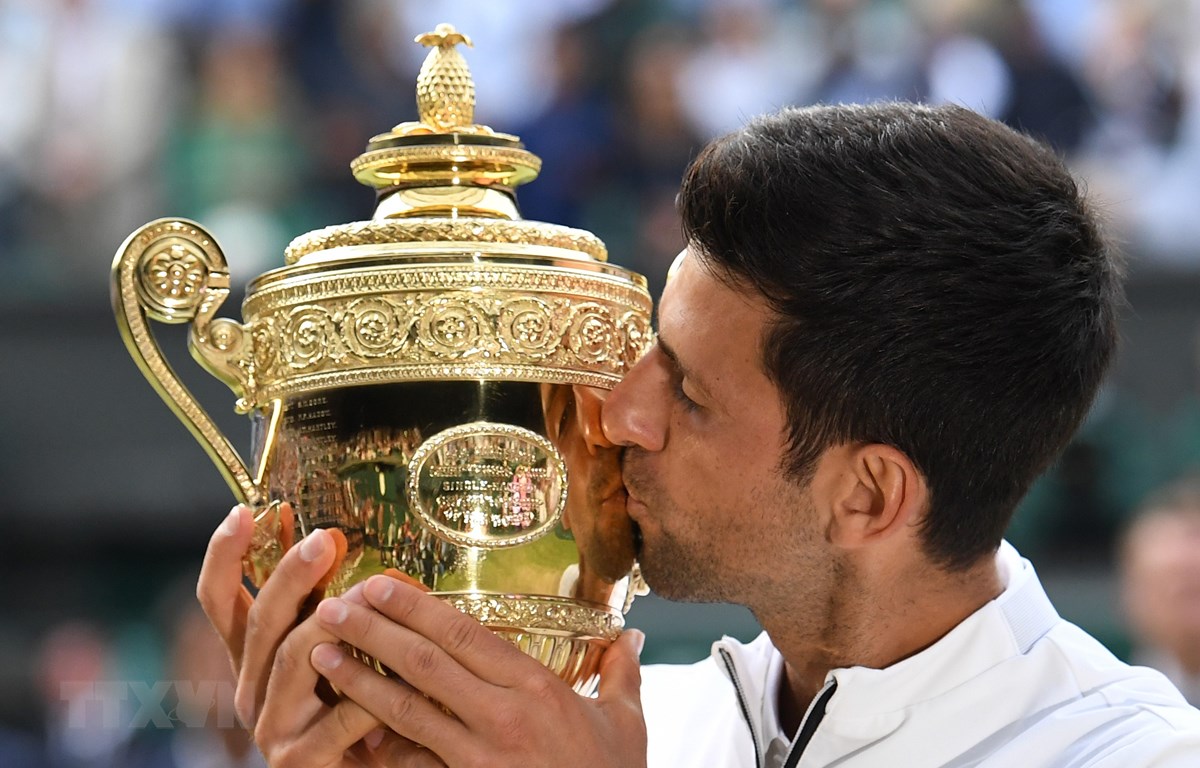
left=237, top=519, right=339, bottom=727
left=197, top=505, right=255, bottom=667
left=310, top=641, right=471, bottom=762
left=359, top=575, right=539, bottom=688
left=259, top=694, right=381, bottom=768
left=596, top=629, right=646, bottom=721
left=252, top=612, right=347, bottom=742
left=312, top=528, right=349, bottom=595
left=313, top=593, right=493, bottom=717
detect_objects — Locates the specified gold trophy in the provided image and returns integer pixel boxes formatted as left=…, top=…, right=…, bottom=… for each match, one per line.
left=111, top=24, right=651, bottom=695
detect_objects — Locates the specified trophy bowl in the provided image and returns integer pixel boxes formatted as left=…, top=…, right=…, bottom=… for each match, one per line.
left=111, top=24, right=651, bottom=695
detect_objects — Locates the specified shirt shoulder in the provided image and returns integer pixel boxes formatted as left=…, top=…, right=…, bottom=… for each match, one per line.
left=641, top=656, right=756, bottom=768
left=640, top=655, right=734, bottom=728
left=971, top=622, right=1200, bottom=767
left=1042, top=621, right=1199, bottom=714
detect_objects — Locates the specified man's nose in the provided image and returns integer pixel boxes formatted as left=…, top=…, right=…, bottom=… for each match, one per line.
left=601, top=346, right=669, bottom=452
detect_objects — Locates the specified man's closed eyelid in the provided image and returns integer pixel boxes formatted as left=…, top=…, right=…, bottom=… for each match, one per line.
left=673, top=378, right=702, bottom=411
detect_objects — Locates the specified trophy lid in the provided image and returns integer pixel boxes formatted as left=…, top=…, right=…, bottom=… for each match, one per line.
left=277, top=22, right=608, bottom=267
left=350, top=24, right=542, bottom=201
left=224, top=24, right=651, bottom=410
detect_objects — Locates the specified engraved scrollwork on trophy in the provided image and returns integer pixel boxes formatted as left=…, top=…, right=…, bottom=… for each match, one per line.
left=250, top=318, right=277, bottom=373
left=618, top=309, right=653, bottom=367
left=136, top=240, right=209, bottom=316
left=498, top=297, right=558, bottom=359
left=206, top=319, right=242, bottom=353
left=341, top=297, right=411, bottom=358
left=199, top=316, right=254, bottom=411
left=281, top=305, right=337, bottom=370
left=238, top=267, right=652, bottom=405
left=444, top=595, right=623, bottom=640
left=567, top=303, right=618, bottom=366
left=284, top=219, right=604, bottom=265
left=417, top=295, right=488, bottom=358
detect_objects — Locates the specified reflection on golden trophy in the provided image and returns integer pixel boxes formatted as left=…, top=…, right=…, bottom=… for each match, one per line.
left=111, top=23, right=651, bottom=695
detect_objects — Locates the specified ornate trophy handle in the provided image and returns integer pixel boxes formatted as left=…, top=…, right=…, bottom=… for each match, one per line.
left=111, top=219, right=263, bottom=507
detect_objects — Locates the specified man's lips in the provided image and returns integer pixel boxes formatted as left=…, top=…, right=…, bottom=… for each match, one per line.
left=599, top=483, right=628, bottom=507
left=620, top=484, right=646, bottom=555
left=624, top=491, right=647, bottom=520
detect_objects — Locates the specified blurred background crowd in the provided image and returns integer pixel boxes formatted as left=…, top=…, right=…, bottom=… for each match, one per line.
left=2, top=0, right=1200, bottom=765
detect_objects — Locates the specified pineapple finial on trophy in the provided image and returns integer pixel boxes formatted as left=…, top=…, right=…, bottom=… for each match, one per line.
left=349, top=22, right=541, bottom=214
left=414, top=23, right=476, bottom=132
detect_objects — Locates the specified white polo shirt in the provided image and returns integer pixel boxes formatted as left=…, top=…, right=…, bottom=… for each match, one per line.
left=640, top=543, right=1200, bottom=767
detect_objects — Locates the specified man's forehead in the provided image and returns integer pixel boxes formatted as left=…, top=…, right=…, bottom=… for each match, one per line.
left=655, top=249, right=689, bottom=321
left=665, top=249, right=687, bottom=284
left=655, top=252, right=692, bottom=335
left=657, top=248, right=764, bottom=332
left=655, top=251, right=772, bottom=390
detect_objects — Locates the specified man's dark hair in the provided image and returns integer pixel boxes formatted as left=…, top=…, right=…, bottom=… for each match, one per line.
left=679, top=103, right=1123, bottom=571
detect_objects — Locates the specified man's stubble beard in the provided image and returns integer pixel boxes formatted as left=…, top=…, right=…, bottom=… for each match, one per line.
left=622, top=446, right=840, bottom=628
left=622, top=447, right=735, bottom=603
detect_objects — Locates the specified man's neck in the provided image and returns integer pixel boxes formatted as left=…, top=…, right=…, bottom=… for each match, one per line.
left=762, top=554, right=1005, bottom=735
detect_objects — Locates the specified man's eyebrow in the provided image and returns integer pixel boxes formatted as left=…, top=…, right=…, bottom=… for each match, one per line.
left=657, top=334, right=714, bottom=399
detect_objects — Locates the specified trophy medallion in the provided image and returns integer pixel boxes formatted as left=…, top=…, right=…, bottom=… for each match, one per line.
left=111, top=24, right=651, bottom=695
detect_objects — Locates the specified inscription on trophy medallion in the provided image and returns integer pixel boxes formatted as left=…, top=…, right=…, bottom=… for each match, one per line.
left=408, top=423, right=566, bottom=548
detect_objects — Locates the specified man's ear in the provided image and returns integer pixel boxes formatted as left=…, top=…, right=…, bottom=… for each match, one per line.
left=824, top=444, right=928, bottom=550
left=574, top=385, right=615, bottom=453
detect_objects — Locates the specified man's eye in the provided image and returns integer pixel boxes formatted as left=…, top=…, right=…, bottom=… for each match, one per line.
left=673, top=380, right=700, bottom=412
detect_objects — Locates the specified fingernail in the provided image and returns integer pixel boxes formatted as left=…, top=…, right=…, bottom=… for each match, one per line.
left=342, top=581, right=366, bottom=604
left=317, top=597, right=348, bottom=625
left=235, top=702, right=255, bottom=730
left=632, top=629, right=646, bottom=656
left=366, top=576, right=394, bottom=603
left=218, top=505, right=242, bottom=537
left=364, top=728, right=385, bottom=750
left=299, top=528, right=329, bottom=562
left=311, top=642, right=344, bottom=670
left=234, top=689, right=255, bottom=730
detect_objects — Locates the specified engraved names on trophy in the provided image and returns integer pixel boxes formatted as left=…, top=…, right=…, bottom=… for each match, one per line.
left=408, top=423, right=566, bottom=548
left=288, top=395, right=342, bottom=531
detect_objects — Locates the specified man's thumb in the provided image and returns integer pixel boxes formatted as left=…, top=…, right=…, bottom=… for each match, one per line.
left=597, top=629, right=645, bottom=705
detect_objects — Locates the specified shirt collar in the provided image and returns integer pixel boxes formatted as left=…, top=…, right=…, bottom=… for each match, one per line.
left=712, top=542, right=1061, bottom=728
left=824, top=542, right=1060, bottom=719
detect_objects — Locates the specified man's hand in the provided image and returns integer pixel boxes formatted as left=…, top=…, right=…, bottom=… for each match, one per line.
left=196, top=505, right=405, bottom=766
left=307, top=574, right=649, bottom=768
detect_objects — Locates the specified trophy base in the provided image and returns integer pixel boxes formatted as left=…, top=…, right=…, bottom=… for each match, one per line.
left=443, top=592, right=622, bottom=695
left=348, top=629, right=610, bottom=697
left=496, top=629, right=608, bottom=696
left=347, top=593, right=620, bottom=697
